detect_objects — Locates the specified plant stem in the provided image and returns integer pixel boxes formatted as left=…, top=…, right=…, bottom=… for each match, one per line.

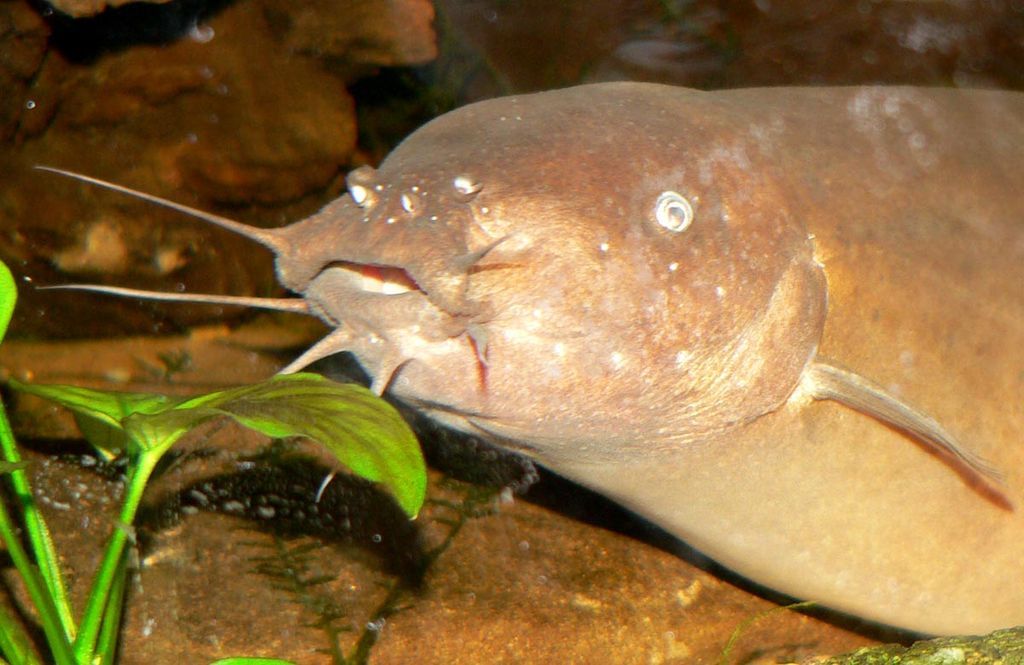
left=0, top=407, right=75, bottom=639
left=73, top=450, right=159, bottom=663
left=0, top=564, right=45, bottom=665
left=0, top=492, right=75, bottom=665
left=717, top=600, right=817, bottom=665
left=95, top=551, right=128, bottom=665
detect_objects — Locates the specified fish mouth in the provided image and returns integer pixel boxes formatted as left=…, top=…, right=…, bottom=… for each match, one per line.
left=325, top=261, right=420, bottom=296
left=296, top=259, right=480, bottom=392
left=316, top=258, right=479, bottom=321
left=303, top=260, right=461, bottom=335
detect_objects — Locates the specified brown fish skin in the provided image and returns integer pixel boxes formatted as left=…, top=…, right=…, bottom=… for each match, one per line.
left=43, top=83, right=1024, bottom=635
left=275, top=84, right=1024, bottom=635
left=543, top=85, right=1024, bottom=635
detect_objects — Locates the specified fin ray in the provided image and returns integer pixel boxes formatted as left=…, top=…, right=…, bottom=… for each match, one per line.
left=803, top=359, right=1009, bottom=506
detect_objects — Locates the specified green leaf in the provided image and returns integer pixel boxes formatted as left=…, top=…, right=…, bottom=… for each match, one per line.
left=71, top=415, right=129, bottom=461
left=7, top=383, right=175, bottom=426
left=8, top=374, right=427, bottom=518
left=0, top=260, right=14, bottom=344
left=172, top=373, right=426, bottom=517
left=8, top=380, right=181, bottom=458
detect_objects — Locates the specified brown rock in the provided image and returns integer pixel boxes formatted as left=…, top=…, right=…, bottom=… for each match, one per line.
left=37, top=0, right=172, bottom=19
left=436, top=0, right=655, bottom=94
left=0, top=0, right=50, bottom=140
left=268, top=0, right=437, bottom=70
left=0, top=1, right=381, bottom=337
left=438, top=0, right=1024, bottom=93
left=52, top=2, right=358, bottom=205
left=697, top=0, right=1024, bottom=88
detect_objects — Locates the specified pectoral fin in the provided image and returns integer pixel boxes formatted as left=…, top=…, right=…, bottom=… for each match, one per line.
left=800, top=359, right=1010, bottom=509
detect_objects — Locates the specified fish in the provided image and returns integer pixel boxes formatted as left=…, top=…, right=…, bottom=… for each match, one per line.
left=38, top=82, right=1024, bottom=635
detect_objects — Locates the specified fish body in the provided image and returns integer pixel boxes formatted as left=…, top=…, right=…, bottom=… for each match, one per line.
left=45, top=83, right=1024, bottom=635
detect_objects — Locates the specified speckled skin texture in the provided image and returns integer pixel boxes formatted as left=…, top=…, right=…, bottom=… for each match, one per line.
left=69, top=83, right=1024, bottom=635
left=261, top=83, right=1024, bottom=635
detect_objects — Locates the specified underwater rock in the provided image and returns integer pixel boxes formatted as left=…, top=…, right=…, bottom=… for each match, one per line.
left=267, top=0, right=436, bottom=72
left=585, top=38, right=724, bottom=86
left=441, top=0, right=1024, bottom=93
left=810, top=626, right=1024, bottom=664
left=702, top=0, right=1024, bottom=88
left=37, top=0, right=172, bottom=19
left=0, top=1, right=49, bottom=141
left=0, top=0, right=447, bottom=338
left=436, top=0, right=651, bottom=93
left=51, top=1, right=357, bottom=205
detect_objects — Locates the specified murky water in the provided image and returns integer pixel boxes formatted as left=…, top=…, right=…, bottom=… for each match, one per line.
left=0, top=1, right=1022, bottom=662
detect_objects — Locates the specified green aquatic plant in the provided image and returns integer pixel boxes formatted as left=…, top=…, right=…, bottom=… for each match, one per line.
left=246, top=537, right=356, bottom=663
left=238, top=477, right=504, bottom=665
left=0, top=258, right=427, bottom=665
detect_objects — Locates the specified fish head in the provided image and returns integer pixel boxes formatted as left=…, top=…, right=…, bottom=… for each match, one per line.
left=270, top=84, right=829, bottom=462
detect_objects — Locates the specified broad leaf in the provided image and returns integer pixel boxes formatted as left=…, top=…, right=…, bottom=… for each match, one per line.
left=7, top=374, right=426, bottom=517
left=9, top=381, right=179, bottom=458
left=174, top=374, right=426, bottom=516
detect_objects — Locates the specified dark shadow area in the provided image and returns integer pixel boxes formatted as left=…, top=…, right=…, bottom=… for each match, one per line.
left=136, top=453, right=428, bottom=585
left=14, top=430, right=428, bottom=584
left=348, top=67, right=458, bottom=165
left=31, top=0, right=234, bottom=62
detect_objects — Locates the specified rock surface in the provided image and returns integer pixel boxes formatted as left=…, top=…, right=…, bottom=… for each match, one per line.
left=0, top=0, right=49, bottom=141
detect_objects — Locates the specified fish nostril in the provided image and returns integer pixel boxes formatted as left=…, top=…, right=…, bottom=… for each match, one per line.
left=346, top=165, right=379, bottom=208
left=349, top=184, right=371, bottom=207
left=453, top=175, right=482, bottom=198
left=400, top=192, right=420, bottom=214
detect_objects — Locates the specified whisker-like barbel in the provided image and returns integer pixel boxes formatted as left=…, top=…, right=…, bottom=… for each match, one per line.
left=34, top=166, right=289, bottom=254
left=39, top=284, right=312, bottom=314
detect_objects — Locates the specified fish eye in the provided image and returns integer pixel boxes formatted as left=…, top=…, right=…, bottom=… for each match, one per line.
left=653, top=191, right=694, bottom=233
